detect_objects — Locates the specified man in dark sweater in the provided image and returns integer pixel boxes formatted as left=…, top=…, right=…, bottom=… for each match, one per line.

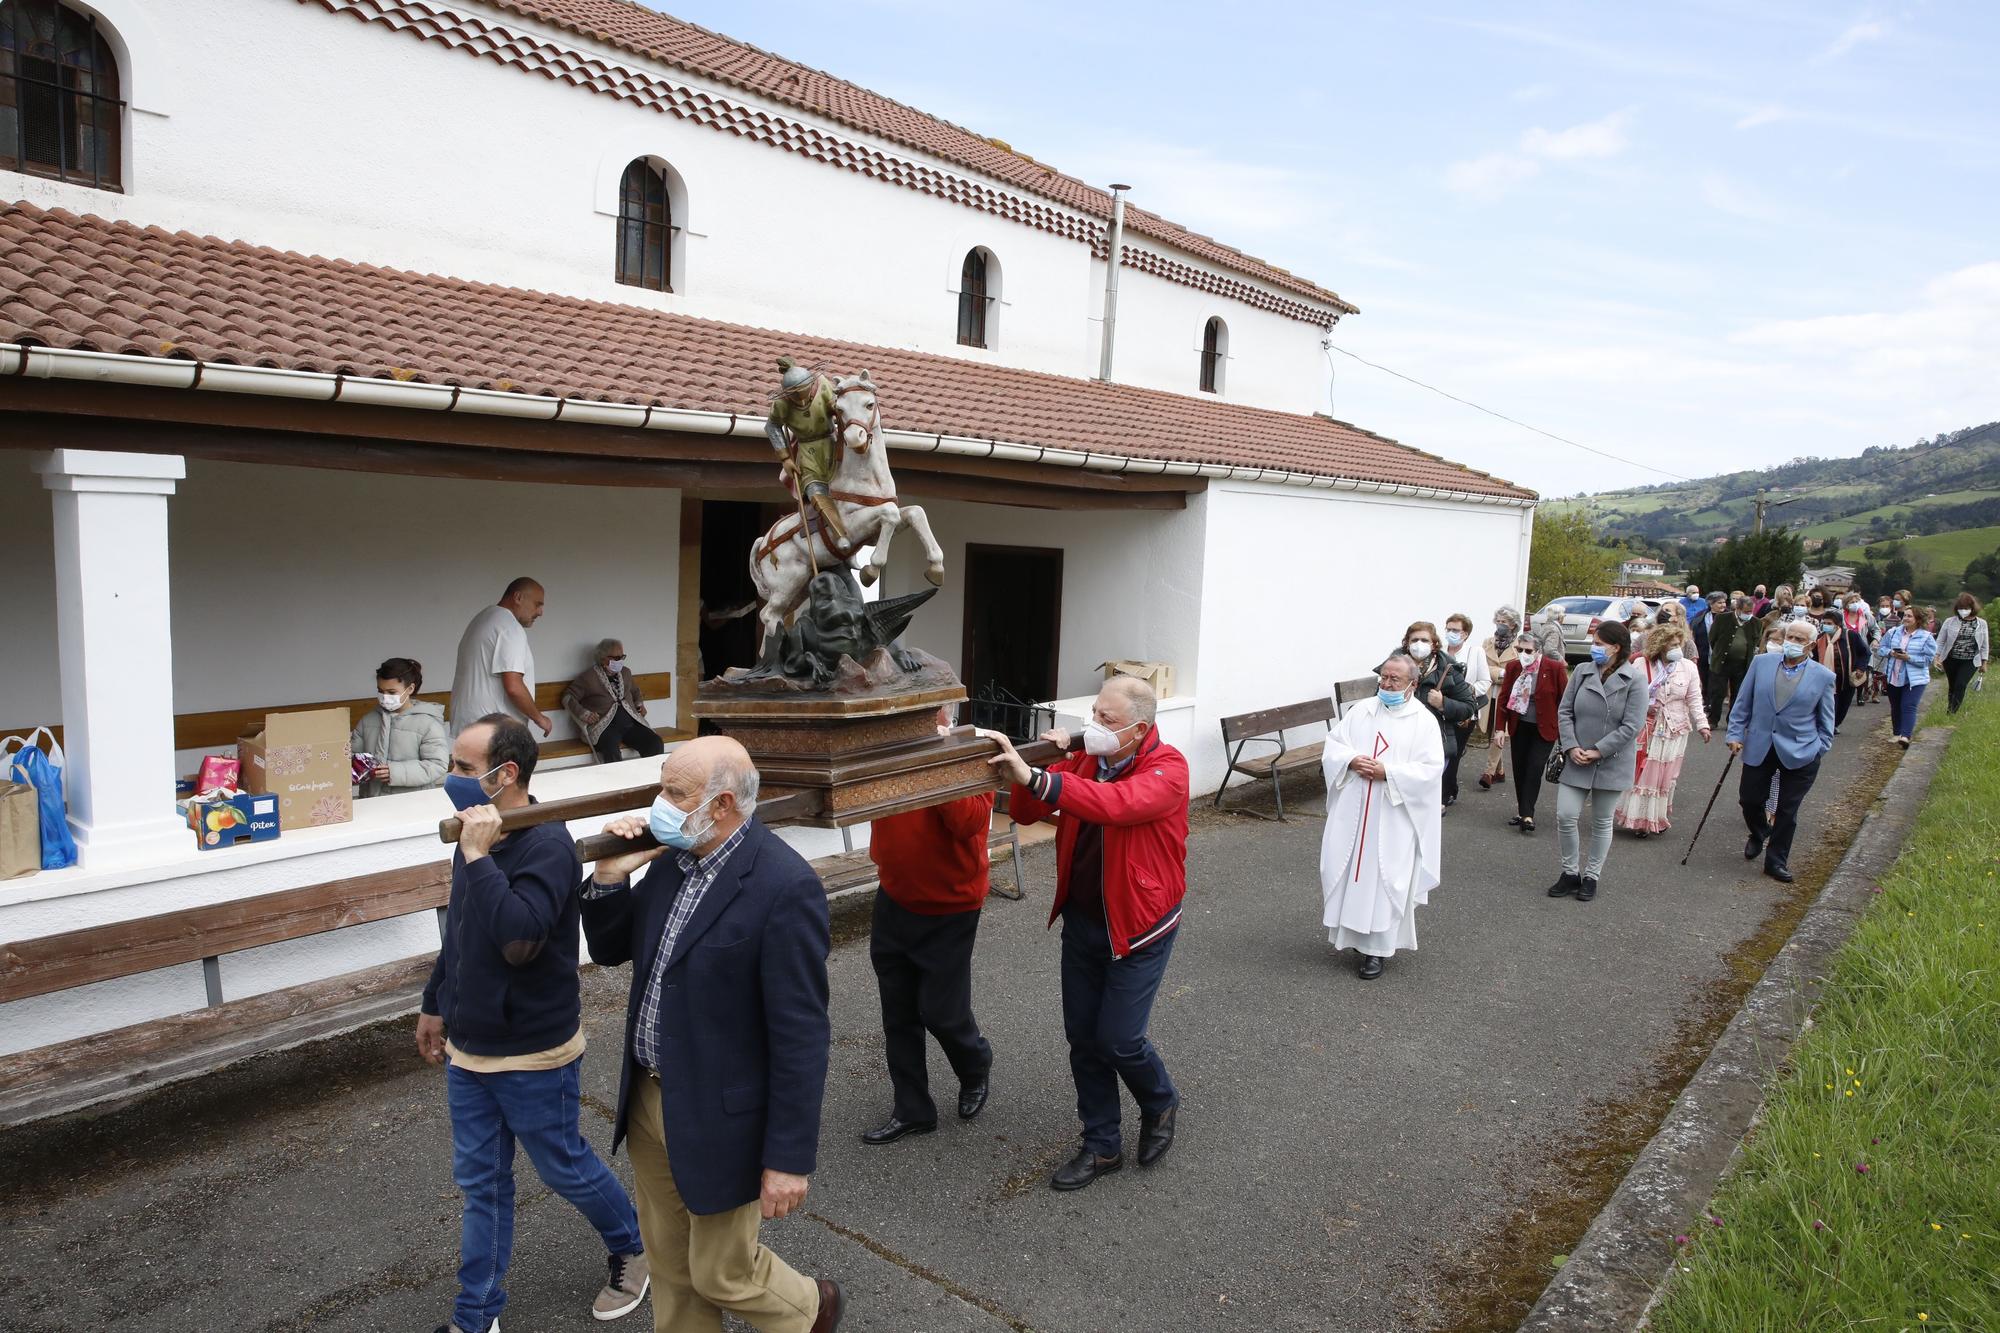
left=419, top=714, right=648, bottom=1333
left=860, top=704, right=997, bottom=1146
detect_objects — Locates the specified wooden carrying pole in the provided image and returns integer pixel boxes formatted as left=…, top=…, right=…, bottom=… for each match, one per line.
left=437, top=733, right=1063, bottom=862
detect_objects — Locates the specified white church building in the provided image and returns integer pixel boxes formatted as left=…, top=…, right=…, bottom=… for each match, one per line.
left=0, top=0, right=1535, bottom=1056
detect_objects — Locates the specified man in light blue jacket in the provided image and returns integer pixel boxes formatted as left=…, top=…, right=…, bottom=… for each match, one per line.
left=1728, top=619, right=1837, bottom=884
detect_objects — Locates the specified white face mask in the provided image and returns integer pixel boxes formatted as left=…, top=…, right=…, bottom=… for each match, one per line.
left=1764, top=642, right=1785, bottom=655
left=378, top=690, right=406, bottom=711
left=605, top=657, right=627, bottom=671
left=1083, top=719, right=1138, bottom=757
left=1959, top=609, right=1974, bottom=619
left=1665, top=648, right=1684, bottom=663
left=1407, top=640, right=1433, bottom=660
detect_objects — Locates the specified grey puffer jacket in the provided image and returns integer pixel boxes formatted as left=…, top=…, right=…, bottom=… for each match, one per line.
left=1556, top=661, right=1651, bottom=792
left=349, top=700, right=449, bottom=797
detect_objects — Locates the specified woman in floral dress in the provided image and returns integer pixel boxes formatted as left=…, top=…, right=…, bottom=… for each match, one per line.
left=1613, top=623, right=1711, bottom=837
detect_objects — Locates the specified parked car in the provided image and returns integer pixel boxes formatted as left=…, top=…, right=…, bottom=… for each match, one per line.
left=1531, top=595, right=1650, bottom=662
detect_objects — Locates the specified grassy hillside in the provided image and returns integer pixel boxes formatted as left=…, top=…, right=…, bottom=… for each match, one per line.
left=1565, top=424, right=2000, bottom=583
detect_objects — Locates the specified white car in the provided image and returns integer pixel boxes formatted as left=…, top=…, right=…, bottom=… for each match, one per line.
left=1531, top=595, right=1651, bottom=662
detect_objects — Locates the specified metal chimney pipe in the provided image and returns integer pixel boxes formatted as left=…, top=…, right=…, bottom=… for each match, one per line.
left=1097, top=184, right=1129, bottom=382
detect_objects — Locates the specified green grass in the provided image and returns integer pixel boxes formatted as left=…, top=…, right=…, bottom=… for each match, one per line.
left=1648, top=696, right=2000, bottom=1332
left=1900, top=524, right=2000, bottom=575
left=1801, top=491, right=2000, bottom=541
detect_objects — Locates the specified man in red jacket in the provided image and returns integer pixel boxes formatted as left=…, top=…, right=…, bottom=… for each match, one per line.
left=861, top=705, right=997, bottom=1145
left=989, top=676, right=1188, bottom=1192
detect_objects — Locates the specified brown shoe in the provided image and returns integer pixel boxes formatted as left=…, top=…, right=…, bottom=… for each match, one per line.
left=809, top=1278, right=845, bottom=1332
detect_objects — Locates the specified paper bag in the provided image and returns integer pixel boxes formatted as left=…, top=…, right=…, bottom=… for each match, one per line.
left=0, top=779, right=40, bottom=879
left=239, top=708, right=353, bottom=829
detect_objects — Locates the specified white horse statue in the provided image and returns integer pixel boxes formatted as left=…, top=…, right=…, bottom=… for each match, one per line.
left=748, top=371, right=945, bottom=664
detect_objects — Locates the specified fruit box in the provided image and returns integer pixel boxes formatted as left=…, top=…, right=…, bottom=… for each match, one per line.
left=187, top=791, right=281, bottom=851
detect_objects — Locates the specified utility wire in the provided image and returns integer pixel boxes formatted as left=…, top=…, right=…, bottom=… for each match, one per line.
left=1322, top=341, right=1697, bottom=484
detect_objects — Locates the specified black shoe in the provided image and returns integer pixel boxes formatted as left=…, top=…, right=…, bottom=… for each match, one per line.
left=1478, top=775, right=1494, bottom=790
left=1507, top=814, right=1523, bottom=826
left=1575, top=876, right=1598, bottom=903
left=1050, top=1146, right=1123, bottom=1191
left=1520, top=817, right=1536, bottom=835
left=957, top=1074, right=990, bottom=1121
left=1765, top=861, right=1794, bottom=883
left=1357, top=953, right=1385, bottom=980
left=1744, top=834, right=1765, bottom=861
left=1137, top=1106, right=1177, bottom=1166
left=1547, top=872, right=1581, bottom=898
left=860, top=1116, right=936, bottom=1146
left=1444, top=794, right=1457, bottom=808
left=1634, top=830, right=1650, bottom=840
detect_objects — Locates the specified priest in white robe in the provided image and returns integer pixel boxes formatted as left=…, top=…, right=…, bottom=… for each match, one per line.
left=1319, top=652, right=1446, bottom=980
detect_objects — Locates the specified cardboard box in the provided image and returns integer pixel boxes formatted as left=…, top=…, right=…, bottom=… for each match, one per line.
left=186, top=790, right=282, bottom=851
left=239, top=708, right=353, bottom=828
left=1097, top=659, right=1175, bottom=700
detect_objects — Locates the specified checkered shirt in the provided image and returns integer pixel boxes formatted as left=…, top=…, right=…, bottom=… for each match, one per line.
left=632, top=823, right=748, bottom=1074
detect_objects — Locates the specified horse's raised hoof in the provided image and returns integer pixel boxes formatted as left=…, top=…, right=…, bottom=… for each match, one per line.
left=925, top=564, right=945, bottom=587
left=857, top=565, right=879, bottom=587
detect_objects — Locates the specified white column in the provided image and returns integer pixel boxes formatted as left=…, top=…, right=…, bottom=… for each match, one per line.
left=35, top=449, right=190, bottom=868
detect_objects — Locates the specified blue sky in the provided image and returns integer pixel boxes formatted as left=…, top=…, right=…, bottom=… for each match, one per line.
left=658, top=1, right=1998, bottom=497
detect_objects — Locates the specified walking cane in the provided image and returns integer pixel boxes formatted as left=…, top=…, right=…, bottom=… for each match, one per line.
left=1679, top=751, right=1737, bottom=866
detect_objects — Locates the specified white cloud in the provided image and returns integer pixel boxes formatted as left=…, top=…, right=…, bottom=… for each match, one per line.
left=1521, top=110, right=1631, bottom=160
left=1734, top=104, right=1789, bottom=130
left=1700, top=173, right=1785, bottom=223
left=1511, top=82, right=1557, bottom=102
left=1445, top=111, right=1632, bottom=200
left=1444, top=151, right=1542, bottom=200
left=1817, top=19, right=1888, bottom=61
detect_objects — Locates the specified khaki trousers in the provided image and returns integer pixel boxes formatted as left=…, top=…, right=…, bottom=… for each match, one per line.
left=626, top=1075, right=820, bottom=1333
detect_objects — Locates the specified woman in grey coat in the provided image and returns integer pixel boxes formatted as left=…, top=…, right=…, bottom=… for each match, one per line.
left=349, top=657, right=449, bottom=797
left=1550, top=621, right=1649, bottom=902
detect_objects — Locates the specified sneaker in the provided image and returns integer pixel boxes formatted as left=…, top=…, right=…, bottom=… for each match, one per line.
left=433, top=1322, right=498, bottom=1333
left=593, top=1251, right=650, bottom=1322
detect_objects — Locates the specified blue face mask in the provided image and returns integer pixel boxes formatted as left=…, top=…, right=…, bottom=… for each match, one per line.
left=648, top=793, right=718, bottom=850
left=1590, top=645, right=1610, bottom=666
left=444, top=763, right=506, bottom=811
left=1782, top=641, right=1807, bottom=660
left=1377, top=688, right=1407, bottom=708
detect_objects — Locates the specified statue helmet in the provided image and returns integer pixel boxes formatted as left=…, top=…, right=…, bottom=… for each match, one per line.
left=777, top=356, right=817, bottom=395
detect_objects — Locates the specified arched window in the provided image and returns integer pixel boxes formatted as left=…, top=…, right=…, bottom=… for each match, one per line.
left=615, top=158, right=673, bottom=292
left=1, top=0, right=124, bottom=190
left=957, top=247, right=997, bottom=348
left=1199, top=317, right=1227, bottom=394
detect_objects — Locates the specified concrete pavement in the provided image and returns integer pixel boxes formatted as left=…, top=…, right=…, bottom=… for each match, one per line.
left=0, top=701, right=1904, bottom=1332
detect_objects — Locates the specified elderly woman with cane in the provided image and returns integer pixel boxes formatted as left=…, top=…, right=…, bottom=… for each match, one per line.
left=1548, top=621, right=1648, bottom=902
left=1477, top=606, right=1525, bottom=790
left=1612, top=622, right=1709, bottom=839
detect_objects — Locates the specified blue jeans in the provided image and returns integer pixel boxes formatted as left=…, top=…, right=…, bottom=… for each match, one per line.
left=1886, top=680, right=1926, bottom=738
left=448, top=1056, right=642, bottom=1333
left=1059, top=909, right=1179, bottom=1156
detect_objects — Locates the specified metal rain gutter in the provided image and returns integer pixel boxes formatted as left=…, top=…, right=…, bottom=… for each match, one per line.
left=0, top=344, right=1534, bottom=508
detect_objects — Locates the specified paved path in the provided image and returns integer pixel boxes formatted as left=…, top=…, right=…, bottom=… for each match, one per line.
left=0, top=704, right=1902, bottom=1332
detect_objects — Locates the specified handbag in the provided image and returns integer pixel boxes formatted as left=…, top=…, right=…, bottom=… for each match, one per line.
left=0, top=779, right=40, bottom=879
left=1545, top=747, right=1567, bottom=784
left=2, top=728, right=79, bottom=871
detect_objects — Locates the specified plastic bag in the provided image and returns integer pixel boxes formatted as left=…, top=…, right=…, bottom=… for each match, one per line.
left=2, top=728, right=79, bottom=870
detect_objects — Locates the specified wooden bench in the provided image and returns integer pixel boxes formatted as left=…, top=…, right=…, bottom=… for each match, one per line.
left=1213, top=676, right=1380, bottom=821
left=0, top=796, right=1030, bottom=1126
left=7, top=671, right=679, bottom=768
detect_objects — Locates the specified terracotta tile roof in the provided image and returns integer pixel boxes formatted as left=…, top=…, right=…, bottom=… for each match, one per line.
left=0, top=203, right=1529, bottom=500
left=475, top=0, right=1355, bottom=314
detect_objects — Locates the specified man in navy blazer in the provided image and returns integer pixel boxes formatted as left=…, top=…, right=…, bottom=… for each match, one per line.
left=1727, top=619, right=1837, bottom=883
left=583, top=735, right=843, bottom=1333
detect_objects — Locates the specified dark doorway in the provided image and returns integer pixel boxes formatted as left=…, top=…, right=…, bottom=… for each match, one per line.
left=962, top=544, right=1062, bottom=738
left=698, top=500, right=777, bottom=679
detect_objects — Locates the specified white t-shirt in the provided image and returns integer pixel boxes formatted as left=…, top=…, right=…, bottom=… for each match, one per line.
left=451, top=603, right=534, bottom=733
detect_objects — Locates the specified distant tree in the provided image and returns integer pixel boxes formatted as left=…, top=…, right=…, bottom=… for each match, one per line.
left=1884, top=556, right=1916, bottom=591
left=1696, top=530, right=1806, bottom=596
left=1527, top=511, right=1615, bottom=611
left=1820, top=535, right=1841, bottom=565
left=1864, top=540, right=1904, bottom=561
left=1963, top=549, right=2000, bottom=600
left=1849, top=562, right=1885, bottom=602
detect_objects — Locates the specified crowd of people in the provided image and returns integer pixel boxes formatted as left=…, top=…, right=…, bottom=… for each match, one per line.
left=1314, top=582, right=1988, bottom=980
left=404, top=576, right=1985, bottom=1333
left=349, top=577, right=668, bottom=801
